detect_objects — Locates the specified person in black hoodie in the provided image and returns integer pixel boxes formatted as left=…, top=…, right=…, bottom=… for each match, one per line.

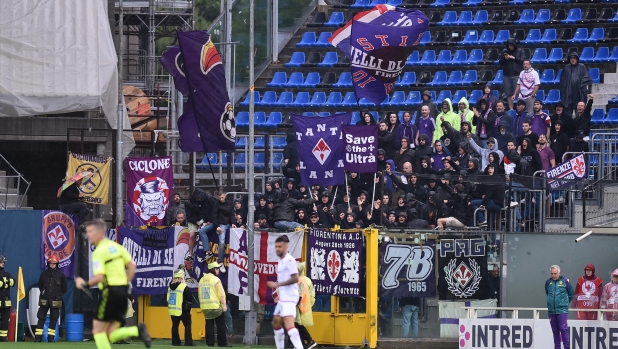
left=499, top=38, right=526, bottom=111
left=295, top=208, right=309, bottom=226
left=168, top=269, right=194, bottom=347
left=519, top=138, right=543, bottom=174
left=357, top=109, right=377, bottom=126
left=394, top=137, right=416, bottom=171
left=550, top=120, right=570, bottom=163
left=470, top=163, right=505, bottom=227
left=571, top=94, right=594, bottom=137
left=406, top=208, right=430, bottom=229
left=254, top=194, right=270, bottom=220
left=416, top=90, right=440, bottom=125
left=283, top=133, right=298, bottom=169
left=186, top=188, right=218, bottom=262
left=58, top=178, right=90, bottom=225
left=271, top=189, right=316, bottom=231
left=285, top=178, right=301, bottom=199
left=423, top=195, right=450, bottom=229
left=440, top=121, right=466, bottom=156
left=317, top=190, right=337, bottom=228
left=569, top=130, right=589, bottom=157
left=307, top=211, right=328, bottom=229
left=550, top=102, right=573, bottom=138
left=472, top=98, right=497, bottom=145
left=560, top=51, right=592, bottom=118
left=437, top=183, right=470, bottom=231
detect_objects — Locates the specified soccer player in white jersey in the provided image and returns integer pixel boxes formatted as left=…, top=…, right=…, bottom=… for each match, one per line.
left=267, top=235, right=303, bottom=349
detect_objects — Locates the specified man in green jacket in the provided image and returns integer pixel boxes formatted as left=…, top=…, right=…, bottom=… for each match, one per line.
left=545, top=265, right=574, bottom=349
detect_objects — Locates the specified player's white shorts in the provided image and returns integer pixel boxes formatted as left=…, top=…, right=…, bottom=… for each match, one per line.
left=273, top=301, right=297, bottom=318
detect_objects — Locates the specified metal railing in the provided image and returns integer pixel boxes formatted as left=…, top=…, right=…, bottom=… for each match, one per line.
left=0, top=154, right=31, bottom=209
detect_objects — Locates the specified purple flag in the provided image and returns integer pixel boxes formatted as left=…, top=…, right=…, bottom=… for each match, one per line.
left=329, top=6, right=428, bottom=105
left=292, top=113, right=352, bottom=186
left=343, top=125, right=378, bottom=173
left=545, top=153, right=588, bottom=190
left=125, top=156, right=174, bottom=226
left=178, top=31, right=236, bottom=152
left=307, top=228, right=364, bottom=297
left=379, top=240, right=437, bottom=298
left=177, top=99, right=205, bottom=152
left=160, top=46, right=189, bottom=95
left=41, top=211, right=78, bottom=278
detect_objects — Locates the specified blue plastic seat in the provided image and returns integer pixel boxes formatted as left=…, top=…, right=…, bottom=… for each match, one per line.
left=293, top=92, right=310, bottom=106
left=430, top=0, right=450, bottom=7
left=239, top=91, right=259, bottom=106
left=272, top=135, right=286, bottom=148
left=610, top=47, right=618, bottom=62
left=285, top=52, right=305, bottom=67
left=315, top=32, right=332, bottom=47
left=533, top=9, right=550, bottom=24
left=325, top=92, right=343, bottom=107
left=418, top=50, right=436, bottom=66
left=553, top=69, right=562, bottom=84
left=609, top=11, right=618, bottom=23
left=495, top=30, right=510, bottom=45
left=406, top=51, right=420, bottom=66
left=324, top=12, right=345, bottom=27
left=562, top=8, right=582, bottom=23
left=478, top=30, right=495, bottom=45
left=419, top=31, right=431, bottom=46
left=462, top=70, right=478, bottom=85
left=254, top=153, right=265, bottom=170
left=589, top=68, right=600, bottom=84
left=302, top=72, right=320, bottom=87
left=342, top=92, right=357, bottom=107
left=388, top=91, right=406, bottom=107
left=318, top=52, right=338, bottom=67
left=405, top=91, right=421, bottom=106
left=291, top=72, right=309, bottom=87
left=603, top=109, right=618, bottom=125
left=568, top=28, right=588, bottom=43
left=591, top=109, right=605, bottom=125
left=472, top=10, right=488, bottom=25
left=198, top=153, right=219, bottom=169
left=586, top=28, right=604, bottom=43
left=453, top=90, right=467, bottom=102
left=514, top=9, right=535, bottom=24
left=309, top=92, right=327, bottom=107
left=468, top=90, right=482, bottom=105
left=319, top=112, right=331, bottom=117
left=535, top=90, right=545, bottom=103
left=333, top=72, right=352, bottom=87
left=466, top=49, right=483, bottom=65
left=367, top=0, right=386, bottom=7
left=445, top=70, right=463, bottom=86
left=234, top=153, right=246, bottom=169
left=451, top=50, right=467, bottom=65
left=254, top=137, right=265, bottom=149
left=438, top=11, right=457, bottom=26
left=539, top=29, right=557, bottom=44
left=297, top=32, right=316, bottom=47
left=436, top=50, right=453, bottom=65
left=359, top=97, right=379, bottom=107
left=235, top=137, right=246, bottom=149
left=610, top=95, right=618, bottom=104
left=579, top=47, right=595, bottom=63
left=540, top=69, right=555, bottom=85
left=547, top=48, right=563, bottom=63
left=236, top=111, right=249, bottom=126
left=457, top=11, right=473, bottom=26
left=386, top=0, right=402, bottom=4
left=256, top=91, right=277, bottom=106
left=428, top=71, right=448, bottom=86
left=350, top=112, right=361, bottom=124
left=436, top=90, right=452, bottom=104
left=267, top=72, right=287, bottom=87
left=302, top=112, right=316, bottom=116
left=399, top=72, right=416, bottom=87
left=463, top=0, right=482, bottom=6
left=490, top=70, right=503, bottom=85
left=592, top=47, right=610, bottom=63
left=266, top=112, right=283, bottom=128
left=274, top=91, right=294, bottom=107
left=254, top=113, right=267, bottom=127
left=350, top=0, right=370, bottom=8
left=531, top=48, right=548, bottom=64
left=462, top=30, right=479, bottom=45
left=543, top=90, right=560, bottom=105
left=271, top=153, right=284, bottom=169
left=522, top=29, right=542, bottom=44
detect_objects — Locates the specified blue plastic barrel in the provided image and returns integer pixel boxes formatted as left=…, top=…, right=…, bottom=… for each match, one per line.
left=65, top=313, right=84, bottom=342
left=42, top=315, right=60, bottom=342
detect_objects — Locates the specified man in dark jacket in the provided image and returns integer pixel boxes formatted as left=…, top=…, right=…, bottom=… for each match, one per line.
left=214, top=191, right=235, bottom=270
left=35, top=255, right=67, bottom=342
left=492, top=101, right=513, bottom=138
left=487, top=265, right=500, bottom=302
left=186, top=188, right=218, bottom=262
left=550, top=120, right=570, bottom=163
left=58, top=178, right=90, bottom=225
left=499, top=38, right=526, bottom=111
left=396, top=112, right=418, bottom=148
left=437, top=183, right=470, bottom=230
left=0, top=255, right=15, bottom=342
left=378, top=121, right=397, bottom=160
left=572, top=94, right=594, bottom=138
left=406, top=208, right=430, bottom=229
left=472, top=98, right=496, bottom=144
left=166, top=193, right=186, bottom=226
left=307, top=211, right=328, bottom=229
left=550, top=102, right=573, bottom=138
left=271, top=189, right=316, bottom=231
left=513, top=100, right=531, bottom=138
left=283, top=133, right=298, bottom=169
left=560, top=51, right=592, bottom=118
left=570, top=130, right=589, bottom=157
left=470, top=163, right=505, bottom=226
left=416, top=90, right=439, bottom=126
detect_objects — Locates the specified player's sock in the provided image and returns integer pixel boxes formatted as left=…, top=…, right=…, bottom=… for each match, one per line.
left=288, top=327, right=303, bottom=349
left=274, top=327, right=285, bottom=349
left=109, top=326, right=139, bottom=343
left=93, top=332, right=112, bottom=349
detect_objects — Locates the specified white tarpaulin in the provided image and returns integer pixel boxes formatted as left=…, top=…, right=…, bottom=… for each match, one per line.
left=0, top=0, right=134, bottom=154
left=439, top=299, right=497, bottom=338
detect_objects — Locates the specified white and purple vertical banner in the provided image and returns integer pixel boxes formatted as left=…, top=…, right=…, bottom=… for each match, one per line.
left=343, top=124, right=378, bottom=173
left=307, top=228, right=363, bottom=297
left=125, top=156, right=174, bottom=227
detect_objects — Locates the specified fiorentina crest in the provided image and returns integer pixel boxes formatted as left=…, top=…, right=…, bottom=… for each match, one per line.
left=445, top=258, right=481, bottom=298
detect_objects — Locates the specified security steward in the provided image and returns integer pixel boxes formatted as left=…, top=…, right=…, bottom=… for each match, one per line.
left=35, top=255, right=67, bottom=342
left=167, top=269, right=194, bottom=346
left=0, top=255, right=15, bottom=342
left=198, top=262, right=231, bottom=347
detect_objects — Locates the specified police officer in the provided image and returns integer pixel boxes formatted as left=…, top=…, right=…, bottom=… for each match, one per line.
left=167, top=269, right=194, bottom=346
left=35, top=255, right=67, bottom=342
left=0, top=255, right=15, bottom=342
left=198, top=262, right=230, bottom=347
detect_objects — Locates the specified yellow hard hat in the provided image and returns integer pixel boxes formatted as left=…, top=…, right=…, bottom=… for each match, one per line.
left=173, top=269, right=184, bottom=278
left=208, top=261, right=221, bottom=270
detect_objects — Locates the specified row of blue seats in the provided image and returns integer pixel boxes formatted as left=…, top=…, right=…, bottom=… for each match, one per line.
left=198, top=153, right=284, bottom=170
left=591, top=109, right=618, bottom=125
left=233, top=111, right=283, bottom=127
left=297, top=31, right=431, bottom=48
left=234, top=135, right=287, bottom=149
left=346, top=0, right=575, bottom=9
left=439, top=9, right=618, bottom=26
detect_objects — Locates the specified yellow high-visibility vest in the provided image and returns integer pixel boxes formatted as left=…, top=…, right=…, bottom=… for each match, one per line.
left=198, top=274, right=222, bottom=311
left=167, top=283, right=186, bottom=316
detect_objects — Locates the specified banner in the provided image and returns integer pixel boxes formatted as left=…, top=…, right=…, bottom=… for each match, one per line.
left=125, top=156, right=174, bottom=226
left=378, top=240, right=436, bottom=298
left=307, top=229, right=363, bottom=297
left=291, top=113, right=352, bottom=187
left=343, top=125, right=378, bottom=173
left=545, top=152, right=588, bottom=190
left=160, top=46, right=189, bottom=95
left=177, top=31, right=236, bottom=153
left=438, top=237, right=487, bottom=300
left=88, top=228, right=117, bottom=288
left=228, top=229, right=303, bottom=304
left=66, top=152, right=111, bottom=205
left=41, top=211, right=78, bottom=278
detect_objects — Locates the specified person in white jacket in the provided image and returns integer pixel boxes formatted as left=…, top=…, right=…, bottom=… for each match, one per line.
left=466, top=135, right=504, bottom=171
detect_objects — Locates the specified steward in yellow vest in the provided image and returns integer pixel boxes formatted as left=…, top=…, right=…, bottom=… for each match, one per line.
left=198, top=262, right=231, bottom=347
left=295, top=262, right=317, bottom=349
left=167, top=269, right=194, bottom=346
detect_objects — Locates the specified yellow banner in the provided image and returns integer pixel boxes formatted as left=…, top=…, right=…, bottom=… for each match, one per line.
left=67, top=152, right=111, bottom=205
left=17, top=266, right=25, bottom=301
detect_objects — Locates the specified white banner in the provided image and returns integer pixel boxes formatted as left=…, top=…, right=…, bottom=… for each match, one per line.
left=227, top=228, right=303, bottom=304
left=459, top=318, right=618, bottom=349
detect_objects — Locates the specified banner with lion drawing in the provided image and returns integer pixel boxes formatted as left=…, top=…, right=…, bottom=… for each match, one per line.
left=67, top=152, right=111, bottom=205
left=438, top=237, right=487, bottom=300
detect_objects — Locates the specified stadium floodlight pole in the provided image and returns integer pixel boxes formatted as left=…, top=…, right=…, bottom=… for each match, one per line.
left=243, top=0, right=257, bottom=342
left=116, top=0, right=124, bottom=227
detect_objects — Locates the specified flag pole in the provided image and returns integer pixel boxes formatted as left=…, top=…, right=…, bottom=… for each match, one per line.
left=345, top=171, right=350, bottom=211
left=370, top=172, right=377, bottom=214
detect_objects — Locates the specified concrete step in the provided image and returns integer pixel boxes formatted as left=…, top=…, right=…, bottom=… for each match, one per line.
left=0, top=193, right=27, bottom=209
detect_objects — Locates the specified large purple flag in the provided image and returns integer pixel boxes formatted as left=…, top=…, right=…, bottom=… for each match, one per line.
left=329, top=6, right=428, bottom=105
left=125, top=156, right=174, bottom=226
left=292, top=113, right=352, bottom=186
left=343, top=125, right=378, bottom=173
left=177, top=31, right=236, bottom=152
left=160, top=46, right=189, bottom=95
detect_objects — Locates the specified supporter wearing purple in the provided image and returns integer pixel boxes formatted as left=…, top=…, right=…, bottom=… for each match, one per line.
left=513, top=100, right=531, bottom=138
left=418, top=106, right=436, bottom=145
left=536, top=134, right=556, bottom=171
left=395, top=112, right=418, bottom=148
left=545, top=265, right=574, bottom=349
left=430, top=140, right=450, bottom=170
left=492, top=101, right=513, bottom=138
left=530, top=100, right=551, bottom=139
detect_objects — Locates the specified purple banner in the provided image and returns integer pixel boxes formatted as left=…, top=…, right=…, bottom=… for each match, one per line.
left=292, top=113, right=352, bottom=186
left=545, top=153, right=588, bottom=190
left=343, top=125, right=378, bottom=173
left=178, top=31, right=236, bottom=152
left=378, top=240, right=437, bottom=298
left=41, top=211, right=78, bottom=278
left=160, top=46, right=189, bottom=95
left=125, top=156, right=174, bottom=226
left=307, top=229, right=363, bottom=297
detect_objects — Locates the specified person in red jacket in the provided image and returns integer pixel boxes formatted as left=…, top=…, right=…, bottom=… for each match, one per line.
left=574, top=264, right=603, bottom=320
